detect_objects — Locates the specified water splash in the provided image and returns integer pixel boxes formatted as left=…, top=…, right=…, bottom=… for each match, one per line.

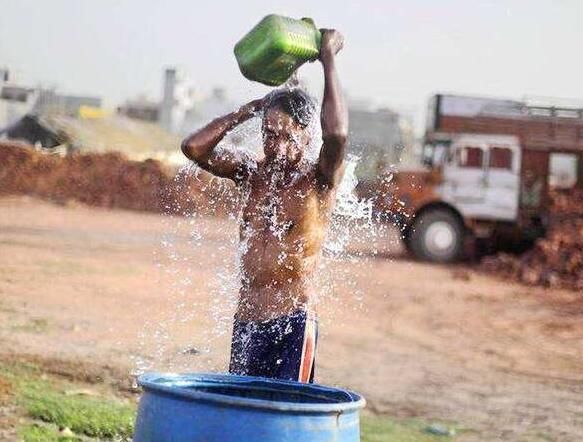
left=133, top=87, right=400, bottom=376
left=325, top=155, right=373, bottom=256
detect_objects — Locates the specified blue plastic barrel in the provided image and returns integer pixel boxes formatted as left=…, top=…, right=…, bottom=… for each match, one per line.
left=134, top=372, right=366, bottom=442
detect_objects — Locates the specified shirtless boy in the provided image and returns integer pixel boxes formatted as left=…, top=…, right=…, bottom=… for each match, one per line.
left=181, top=29, right=346, bottom=383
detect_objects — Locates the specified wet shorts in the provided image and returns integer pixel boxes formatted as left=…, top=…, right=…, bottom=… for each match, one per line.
left=229, top=310, right=318, bottom=383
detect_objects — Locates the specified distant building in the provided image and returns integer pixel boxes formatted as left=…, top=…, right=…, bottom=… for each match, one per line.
left=159, top=67, right=195, bottom=133
left=179, top=87, right=236, bottom=136
left=35, top=89, right=102, bottom=116
left=1, top=85, right=37, bottom=103
left=0, top=68, right=9, bottom=83
left=4, top=114, right=65, bottom=149
left=0, top=69, right=39, bottom=135
left=5, top=113, right=182, bottom=163
left=0, top=66, right=188, bottom=163
left=348, top=107, right=405, bottom=180
left=118, top=98, right=159, bottom=122
left=0, top=66, right=103, bottom=124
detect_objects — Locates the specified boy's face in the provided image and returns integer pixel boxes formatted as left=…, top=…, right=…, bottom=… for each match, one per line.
left=262, top=106, right=309, bottom=164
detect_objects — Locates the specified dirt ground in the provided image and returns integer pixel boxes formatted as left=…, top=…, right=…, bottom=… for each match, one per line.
left=1, top=196, right=582, bottom=441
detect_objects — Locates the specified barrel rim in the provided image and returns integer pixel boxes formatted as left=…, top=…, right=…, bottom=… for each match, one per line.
left=138, top=372, right=366, bottom=414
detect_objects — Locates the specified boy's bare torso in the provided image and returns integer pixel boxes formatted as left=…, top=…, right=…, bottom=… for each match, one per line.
left=236, top=160, right=335, bottom=321
left=180, top=29, right=347, bottom=323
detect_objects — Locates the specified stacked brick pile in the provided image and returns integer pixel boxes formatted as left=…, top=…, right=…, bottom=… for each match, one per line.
left=481, top=188, right=583, bottom=291
left=0, top=142, right=238, bottom=216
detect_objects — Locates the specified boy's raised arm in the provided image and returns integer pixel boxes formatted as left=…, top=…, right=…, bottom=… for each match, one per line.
left=317, top=29, right=348, bottom=188
left=181, top=99, right=262, bottom=182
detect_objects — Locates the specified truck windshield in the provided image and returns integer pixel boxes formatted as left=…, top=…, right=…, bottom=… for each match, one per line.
left=422, top=143, right=449, bottom=167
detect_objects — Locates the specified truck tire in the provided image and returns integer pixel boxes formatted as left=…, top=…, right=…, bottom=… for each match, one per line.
left=409, top=209, right=465, bottom=262
left=402, top=227, right=414, bottom=254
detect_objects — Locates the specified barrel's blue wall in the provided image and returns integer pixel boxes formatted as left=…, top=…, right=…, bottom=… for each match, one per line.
left=133, top=373, right=364, bottom=442
left=135, top=392, right=360, bottom=441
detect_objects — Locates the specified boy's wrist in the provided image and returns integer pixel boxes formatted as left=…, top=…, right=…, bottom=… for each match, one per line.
left=320, top=49, right=334, bottom=64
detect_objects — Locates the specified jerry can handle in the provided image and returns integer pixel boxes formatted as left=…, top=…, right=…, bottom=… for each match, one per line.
left=300, top=17, right=322, bottom=61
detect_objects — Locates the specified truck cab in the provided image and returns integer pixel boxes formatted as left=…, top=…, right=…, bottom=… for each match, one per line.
left=387, top=93, right=583, bottom=262
left=400, top=135, right=521, bottom=261
left=440, top=134, right=521, bottom=221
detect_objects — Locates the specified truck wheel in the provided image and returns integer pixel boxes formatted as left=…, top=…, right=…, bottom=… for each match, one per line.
left=409, top=209, right=464, bottom=262
left=402, top=227, right=414, bottom=254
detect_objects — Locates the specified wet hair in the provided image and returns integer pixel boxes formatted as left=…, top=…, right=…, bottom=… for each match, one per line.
left=263, top=89, right=316, bottom=128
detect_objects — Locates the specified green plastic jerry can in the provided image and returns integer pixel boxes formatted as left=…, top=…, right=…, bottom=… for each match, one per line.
left=234, top=14, right=322, bottom=86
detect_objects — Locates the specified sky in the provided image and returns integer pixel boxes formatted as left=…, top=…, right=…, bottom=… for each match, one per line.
left=1, top=0, right=582, bottom=128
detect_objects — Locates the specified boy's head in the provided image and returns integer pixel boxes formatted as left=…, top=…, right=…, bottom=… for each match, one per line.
left=261, top=89, right=316, bottom=162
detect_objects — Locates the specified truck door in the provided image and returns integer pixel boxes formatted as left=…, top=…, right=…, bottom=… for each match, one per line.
left=441, top=143, right=487, bottom=215
left=484, top=144, right=521, bottom=221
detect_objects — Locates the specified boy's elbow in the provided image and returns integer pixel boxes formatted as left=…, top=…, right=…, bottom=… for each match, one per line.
left=180, top=138, right=192, bottom=156
left=323, top=130, right=348, bottom=147
left=181, top=137, right=202, bottom=161
left=335, top=131, right=348, bottom=146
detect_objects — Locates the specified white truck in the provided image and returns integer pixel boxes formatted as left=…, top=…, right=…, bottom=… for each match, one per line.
left=374, top=94, right=583, bottom=262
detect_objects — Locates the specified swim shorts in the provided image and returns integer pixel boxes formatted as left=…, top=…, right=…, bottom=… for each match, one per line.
left=229, top=310, right=318, bottom=383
